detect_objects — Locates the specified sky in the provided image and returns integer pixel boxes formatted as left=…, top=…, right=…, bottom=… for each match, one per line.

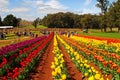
left=0, top=0, right=115, bottom=21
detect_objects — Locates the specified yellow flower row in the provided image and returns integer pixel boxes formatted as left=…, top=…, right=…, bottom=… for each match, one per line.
left=57, top=35, right=106, bottom=80
left=51, top=35, right=66, bottom=80
left=70, top=36, right=107, bottom=47
left=70, top=36, right=120, bottom=53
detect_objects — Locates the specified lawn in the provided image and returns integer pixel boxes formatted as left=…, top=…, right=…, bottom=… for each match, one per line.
left=25, top=25, right=47, bottom=28
left=78, top=28, right=120, bottom=39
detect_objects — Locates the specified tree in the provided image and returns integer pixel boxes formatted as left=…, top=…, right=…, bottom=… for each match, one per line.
left=81, top=14, right=93, bottom=30
left=36, top=17, right=41, bottom=25
left=107, top=0, right=120, bottom=33
left=0, top=16, right=3, bottom=26
left=41, top=12, right=76, bottom=28
left=106, top=4, right=115, bottom=32
left=33, top=18, right=40, bottom=28
left=19, top=20, right=32, bottom=27
left=16, top=18, right=22, bottom=27
left=96, top=0, right=109, bottom=32
left=112, top=0, right=120, bottom=33
left=3, top=14, right=19, bottom=27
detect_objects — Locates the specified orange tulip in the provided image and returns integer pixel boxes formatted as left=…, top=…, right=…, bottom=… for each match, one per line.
left=117, top=67, right=120, bottom=73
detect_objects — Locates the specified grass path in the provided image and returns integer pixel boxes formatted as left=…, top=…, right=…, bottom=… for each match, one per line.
left=78, top=29, right=120, bottom=39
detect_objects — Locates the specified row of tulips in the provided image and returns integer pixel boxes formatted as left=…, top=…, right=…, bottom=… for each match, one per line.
left=57, top=35, right=106, bottom=80
left=61, top=35, right=120, bottom=80
left=0, top=33, right=54, bottom=80
left=70, top=36, right=120, bottom=54
left=0, top=36, right=46, bottom=56
left=70, top=36, right=120, bottom=67
left=0, top=37, right=46, bottom=77
left=66, top=36, right=120, bottom=68
left=51, top=35, right=68, bottom=80
left=75, top=35, right=120, bottom=44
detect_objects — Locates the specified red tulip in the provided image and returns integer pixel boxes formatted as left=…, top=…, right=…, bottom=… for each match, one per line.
left=2, top=76, right=7, bottom=80
left=7, top=72, right=13, bottom=77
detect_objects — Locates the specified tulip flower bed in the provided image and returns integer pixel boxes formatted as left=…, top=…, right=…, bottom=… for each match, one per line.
left=1, top=32, right=120, bottom=80
left=51, top=35, right=69, bottom=80
left=59, top=35, right=120, bottom=80
left=0, top=33, right=54, bottom=80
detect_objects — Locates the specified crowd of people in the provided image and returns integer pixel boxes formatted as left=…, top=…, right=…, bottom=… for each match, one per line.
left=0, top=31, right=6, bottom=39
left=0, top=29, right=39, bottom=40
left=56, top=30, right=78, bottom=37
left=0, top=28, right=78, bottom=40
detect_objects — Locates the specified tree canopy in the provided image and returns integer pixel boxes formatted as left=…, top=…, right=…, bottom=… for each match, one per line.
left=3, top=14, right=21, bottom=27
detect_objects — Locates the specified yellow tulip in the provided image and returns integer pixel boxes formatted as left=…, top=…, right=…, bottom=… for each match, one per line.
left=52, top=71, right=56, bottom=76
left=95, top=71, right=98, bottom=74
left=61, top=74, right=66, bottom=80
left=51, top=65, right=55, bottom=69
left=91, top=67, right=94, bottom=70
left=72, top=58, right=74, bottom=60
left=88, top=69, right=92, bottom=72
left=86, top=65, right=90, bottom=68
left=92, top=69, right=96, bottom=73
left=54, top=57, right=58, bottom=62
left=80, top=64, right=83, bottom=67
left=78, top=60, right=80, bottom=63
left=95, top=73, right=101, bottom=79
left=100, top=78, right=104, bottom=80
left=55, top=62, right=58, bottom=65
left=85, top=60, right=88, bottom=63
left=84, top=73, right=88, bottom=77
left=57, top=68, right=61, bottom=74
left=75, top=55, right=80, bottom=60
left=88, top=76, right=94, bottom=80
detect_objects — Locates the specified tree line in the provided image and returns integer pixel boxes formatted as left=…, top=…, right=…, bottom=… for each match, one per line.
left=40, top=0, right=120, bottom=33
left=0, top=14, right=21, bottom=27
left=0, top=14, right=33, bottom=28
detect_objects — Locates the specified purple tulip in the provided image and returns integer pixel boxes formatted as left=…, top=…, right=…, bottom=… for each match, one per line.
left=0, top=36, right=46, bottom=56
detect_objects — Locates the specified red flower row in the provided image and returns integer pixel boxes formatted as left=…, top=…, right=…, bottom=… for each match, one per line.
left=1, top=32, right=54, bottom=80
left=75, top=34, right=120, bottom=43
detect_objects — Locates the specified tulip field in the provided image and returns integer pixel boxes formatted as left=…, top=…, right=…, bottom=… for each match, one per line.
left=0, top=32, right=120, bottom=80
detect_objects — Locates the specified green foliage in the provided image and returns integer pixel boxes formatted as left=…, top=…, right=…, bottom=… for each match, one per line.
left=96, top=0, right=110, bottom=32
left=3, top=14, right=21, bottom=27
left=107, top=0, right=120, bottom=33
left=0, top=16, right=3, bottom=26
left=96, top=0, right=109, bottom=14
left=41, top=12, right=101, bottom=29
left=33, top=17, right=41, bottom=28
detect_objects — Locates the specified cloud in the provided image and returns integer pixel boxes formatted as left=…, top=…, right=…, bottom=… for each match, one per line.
left=17, top=14, right=35, bottom=21
left=0, top=0, right=9, bottom=8
left=0, top=0, right=101, bottom=21
left=45, top=0, right=67, bottom=9
left=0, top=0, right=31, bottom=20
left=1, top=7, right=30, bottom=13
left=84, top=0, right=92, bottom=6
left=37, top=0, right=68, bottom=14
left=10, top=7, right=30, bottom=13
left=80, top=6, right=100, bottom=14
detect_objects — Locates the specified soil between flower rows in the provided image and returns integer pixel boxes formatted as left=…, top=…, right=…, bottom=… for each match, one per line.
left=58, top=41, right=83, bottom=80
left=28, top=38, right=84, bottom=80
left=28, top=39, right=54, bottom=80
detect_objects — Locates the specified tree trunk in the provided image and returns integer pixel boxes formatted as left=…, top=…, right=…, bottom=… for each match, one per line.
left=104, top=27, right=106, bottom=32
left=101, top=27, right=103, bottom=32
left=110, top=27, right=112, bottom=32
left=103, top=24, right=107, bottom=32
left=118, top=25, right=120, bottom=33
